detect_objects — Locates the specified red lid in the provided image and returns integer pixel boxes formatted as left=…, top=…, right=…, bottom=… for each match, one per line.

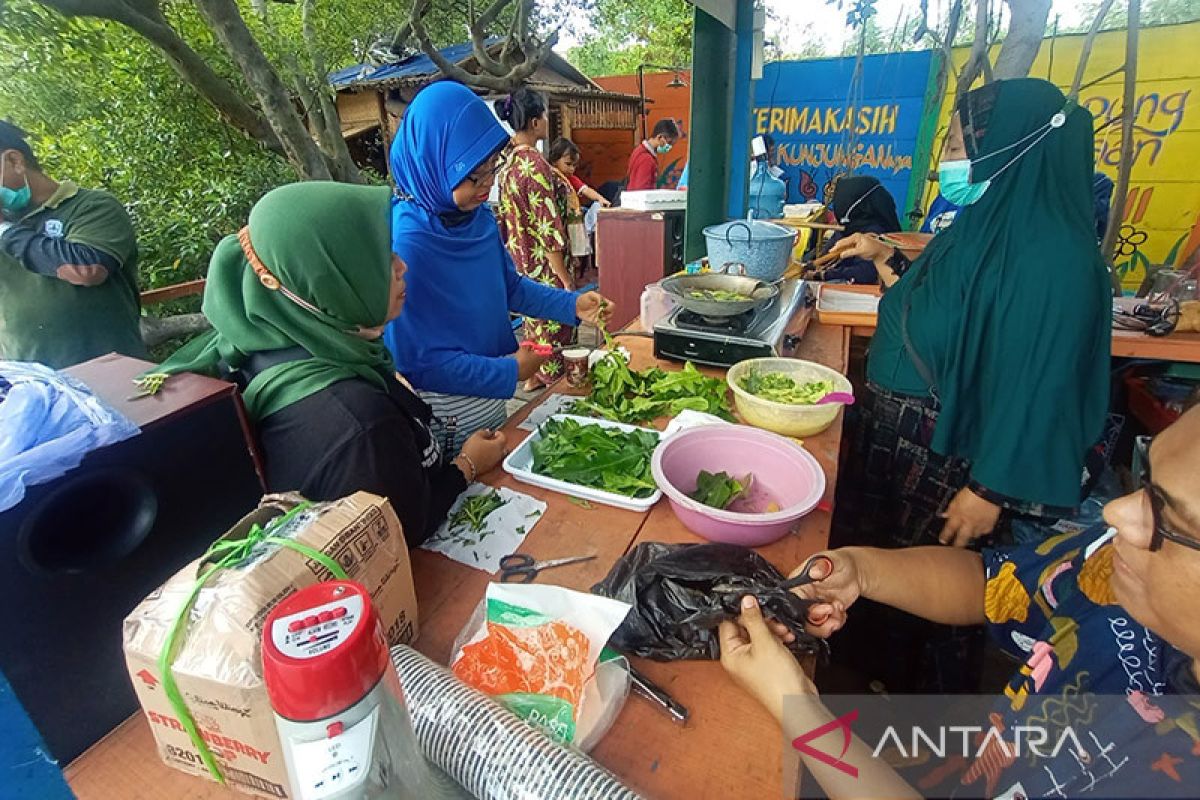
left=261, top=580, right=388, bottom=721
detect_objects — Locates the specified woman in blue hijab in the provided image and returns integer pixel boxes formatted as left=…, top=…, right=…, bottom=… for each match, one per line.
left=383, top=81, right=613, bottom=453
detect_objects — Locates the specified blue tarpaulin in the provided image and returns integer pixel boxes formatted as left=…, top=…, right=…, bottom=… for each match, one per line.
left=329, top=39, right=502, bottom=90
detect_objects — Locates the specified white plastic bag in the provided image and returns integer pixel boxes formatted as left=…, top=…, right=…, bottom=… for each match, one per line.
left=0, top=361, right=139, bottom=512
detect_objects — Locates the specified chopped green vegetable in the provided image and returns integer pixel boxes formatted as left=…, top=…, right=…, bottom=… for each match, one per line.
left=690, top=470, right=752, bottom=510
left=447, top=490, right=507, bottom=534
left=530, top=417, right=659, bottom=499
left=573, top=354, right=733, bottom=425
left=688, top=289, right=751, bottom=302
left=567, top=496, right=594, bottom=509
left=738, top=369, right=834, bottom=405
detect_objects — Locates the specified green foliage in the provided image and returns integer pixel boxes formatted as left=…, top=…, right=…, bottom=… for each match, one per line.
left=573, top=354, right=733, bottom=424
left=567, top=0, right=693, bottom=77
left=689, top=470, right=749, bottom=510
left=738, top=369, right=834, bottom=405
left=529, top=417, right=659, bottom=498
left=0, top=0, right=408, bottom=297
left=1068, top=0, right=1200, bottom=31
left=0, top=2, right=292, bottom=292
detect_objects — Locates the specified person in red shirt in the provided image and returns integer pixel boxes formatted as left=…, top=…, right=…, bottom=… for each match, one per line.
left=625, top=119, right=681, bottom=191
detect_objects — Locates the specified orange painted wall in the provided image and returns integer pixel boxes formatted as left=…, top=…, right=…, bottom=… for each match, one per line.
left=594, top=71, right=693, bottom=188
left=572, top=128, right=636, bottom=188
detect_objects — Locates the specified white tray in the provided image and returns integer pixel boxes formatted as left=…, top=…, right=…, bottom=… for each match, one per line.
left=502, top=414, right=663, bottom=512
left=619, top=190, right=688, bottom=211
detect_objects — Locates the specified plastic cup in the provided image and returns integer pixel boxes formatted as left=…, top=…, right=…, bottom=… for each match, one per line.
left=562, top=348, right=591, bottom=388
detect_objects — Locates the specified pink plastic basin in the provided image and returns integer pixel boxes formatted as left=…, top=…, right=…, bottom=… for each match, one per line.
left=651, top=425, right=826, bottom=547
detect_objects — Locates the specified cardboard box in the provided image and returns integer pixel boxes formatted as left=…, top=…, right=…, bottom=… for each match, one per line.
left=123, top=492, right=418, bottom=799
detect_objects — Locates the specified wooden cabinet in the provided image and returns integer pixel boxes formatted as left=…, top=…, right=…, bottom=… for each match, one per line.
left=595, top=208, right=685, bottom=330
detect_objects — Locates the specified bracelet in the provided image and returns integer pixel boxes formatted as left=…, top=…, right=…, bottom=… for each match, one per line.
left=455, top=452, right=478, bottom=483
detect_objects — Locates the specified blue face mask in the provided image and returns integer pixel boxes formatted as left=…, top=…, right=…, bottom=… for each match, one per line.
left=0, top=160, right=31, bottom=215
left=938, top=159, right=990, bottom=207
left=656, top=142, right=673, bottom=154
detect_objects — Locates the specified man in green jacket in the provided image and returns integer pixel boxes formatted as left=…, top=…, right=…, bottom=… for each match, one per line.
left=0, top=120, right=147, bottom=368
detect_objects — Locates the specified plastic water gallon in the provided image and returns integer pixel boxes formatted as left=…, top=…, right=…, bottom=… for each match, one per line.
left=748, top=162, right=786, bottom=220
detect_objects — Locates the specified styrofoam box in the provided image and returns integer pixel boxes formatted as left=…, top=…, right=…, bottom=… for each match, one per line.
left=619, top=190, right=688, bottom=211
left=502, top=414, right=663, bottom=512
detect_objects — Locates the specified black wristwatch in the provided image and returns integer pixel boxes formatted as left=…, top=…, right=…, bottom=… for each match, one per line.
left=886, top=248, right=910, bottom=278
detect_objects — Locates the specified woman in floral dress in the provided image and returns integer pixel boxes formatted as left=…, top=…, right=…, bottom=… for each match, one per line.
left=494, top=88, right=574, bottom=390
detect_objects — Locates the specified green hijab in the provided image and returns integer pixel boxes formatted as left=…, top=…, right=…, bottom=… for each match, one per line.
left=155, top=181, right=395, bottom=420
left=873, top=79, right=1111, bottom=508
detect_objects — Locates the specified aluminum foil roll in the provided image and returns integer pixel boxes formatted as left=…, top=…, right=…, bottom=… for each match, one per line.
left=391, top=645, right=643, bottom=800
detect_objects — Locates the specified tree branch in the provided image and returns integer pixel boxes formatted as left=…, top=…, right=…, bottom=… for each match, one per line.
left=409, top=0, right=552, bottom=92
left=1069, top=0, right=1116, bottom=97
left=193, top=0, right=332, bottom=180
left=33, top=0, right=284, bottom=156
left=955, top=0, right=993, bottom=96
left=300, top=0, right=359, bottom=182
left=468, top=0, right=516, bottom=78
left=140, top=313, right=211, bottom=348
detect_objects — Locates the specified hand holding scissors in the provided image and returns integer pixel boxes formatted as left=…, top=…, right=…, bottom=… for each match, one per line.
left=498, top=553, right=596, bottom=583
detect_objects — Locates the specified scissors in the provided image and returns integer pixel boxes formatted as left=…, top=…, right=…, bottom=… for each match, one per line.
left=498, top=553, right=597, bottom=583
left=519, top=340, right=566, bottom=357
left=778, top=555, right=834, bottom=592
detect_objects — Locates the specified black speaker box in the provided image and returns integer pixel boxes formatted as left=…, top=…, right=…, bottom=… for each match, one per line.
left=0, top=355, right=264, bottom=763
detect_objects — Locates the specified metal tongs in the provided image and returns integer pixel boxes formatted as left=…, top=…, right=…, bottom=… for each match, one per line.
left=628, top=666, right=689, bottom=724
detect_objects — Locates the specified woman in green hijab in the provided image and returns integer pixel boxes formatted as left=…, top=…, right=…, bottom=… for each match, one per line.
left=820, top=79, right=1111, bottom=691
left=152, top=181, right=507, bottom=546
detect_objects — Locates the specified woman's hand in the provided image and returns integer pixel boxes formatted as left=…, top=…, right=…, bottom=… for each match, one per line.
left=820, top=232, right=892, bottom=265
left=513, top=346, right=549, bottom=381
left=719, top=595, right=816, bottom=722
left=939, top=487, right=1001, bottom=547
left=457, top=429, right=508, bottom=479
left=788, top=551, right=866, bottom=638
left=576, top=291, right=614, bottom=326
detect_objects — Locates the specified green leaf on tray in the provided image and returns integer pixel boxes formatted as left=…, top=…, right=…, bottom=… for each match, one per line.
left=573, top=353, right=733, bottom=425
left=689, top=470, right=751, bottom=510
left=738, top=369, right=833, bottom=405
left=530, top=417, right=659, bottom=499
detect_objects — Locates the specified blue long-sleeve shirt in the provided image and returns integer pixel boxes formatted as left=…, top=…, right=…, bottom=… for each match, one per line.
left=384, top=211, right=578, bottom=399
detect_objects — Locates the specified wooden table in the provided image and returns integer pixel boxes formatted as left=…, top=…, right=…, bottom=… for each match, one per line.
left=1111, top=329, right=1200, bottom=362
left=840, top=312, right=1200, bottom=364
left=66, top=323, right=852, bottom=800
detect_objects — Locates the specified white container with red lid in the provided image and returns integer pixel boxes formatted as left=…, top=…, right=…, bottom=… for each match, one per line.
left=262, top=580, right=444, bottom=800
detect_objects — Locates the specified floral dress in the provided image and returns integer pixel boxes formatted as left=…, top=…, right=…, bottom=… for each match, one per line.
left=496, top=144, right=572, bottom=385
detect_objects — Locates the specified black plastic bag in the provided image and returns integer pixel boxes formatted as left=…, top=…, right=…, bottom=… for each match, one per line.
left=592, top=542, right=826, bottom=661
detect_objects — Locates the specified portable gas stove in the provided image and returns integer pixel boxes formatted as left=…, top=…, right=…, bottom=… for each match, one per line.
left=653, top=279, right=811, bottom=367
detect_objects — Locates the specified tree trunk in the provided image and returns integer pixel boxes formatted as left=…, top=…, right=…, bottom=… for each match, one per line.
left=33, top=0, right=285, bottom=156
left=994, top=0, right=1052, bottom=80
left=194, top=0, right=333, bottom=181
left=1101, top=0, right=1140, bottom=295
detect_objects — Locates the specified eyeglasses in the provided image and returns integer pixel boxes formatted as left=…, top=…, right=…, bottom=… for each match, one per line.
left=1134, top=436, right=1200, bottom=552
left=464, top=157, right=501, bottom=186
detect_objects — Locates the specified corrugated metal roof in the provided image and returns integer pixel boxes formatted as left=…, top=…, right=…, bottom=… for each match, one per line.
left=329, top=39, right=494, bottom=89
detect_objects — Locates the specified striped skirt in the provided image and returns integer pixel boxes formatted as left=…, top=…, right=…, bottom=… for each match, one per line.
left=419, top=391, right=508, bottom=456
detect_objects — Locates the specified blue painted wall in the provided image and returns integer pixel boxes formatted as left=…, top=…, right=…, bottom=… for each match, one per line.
left=753, top=50, right=934, bottom=214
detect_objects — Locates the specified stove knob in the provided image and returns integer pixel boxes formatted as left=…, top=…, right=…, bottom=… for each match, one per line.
left=783, top=334, right=801, bottom=349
